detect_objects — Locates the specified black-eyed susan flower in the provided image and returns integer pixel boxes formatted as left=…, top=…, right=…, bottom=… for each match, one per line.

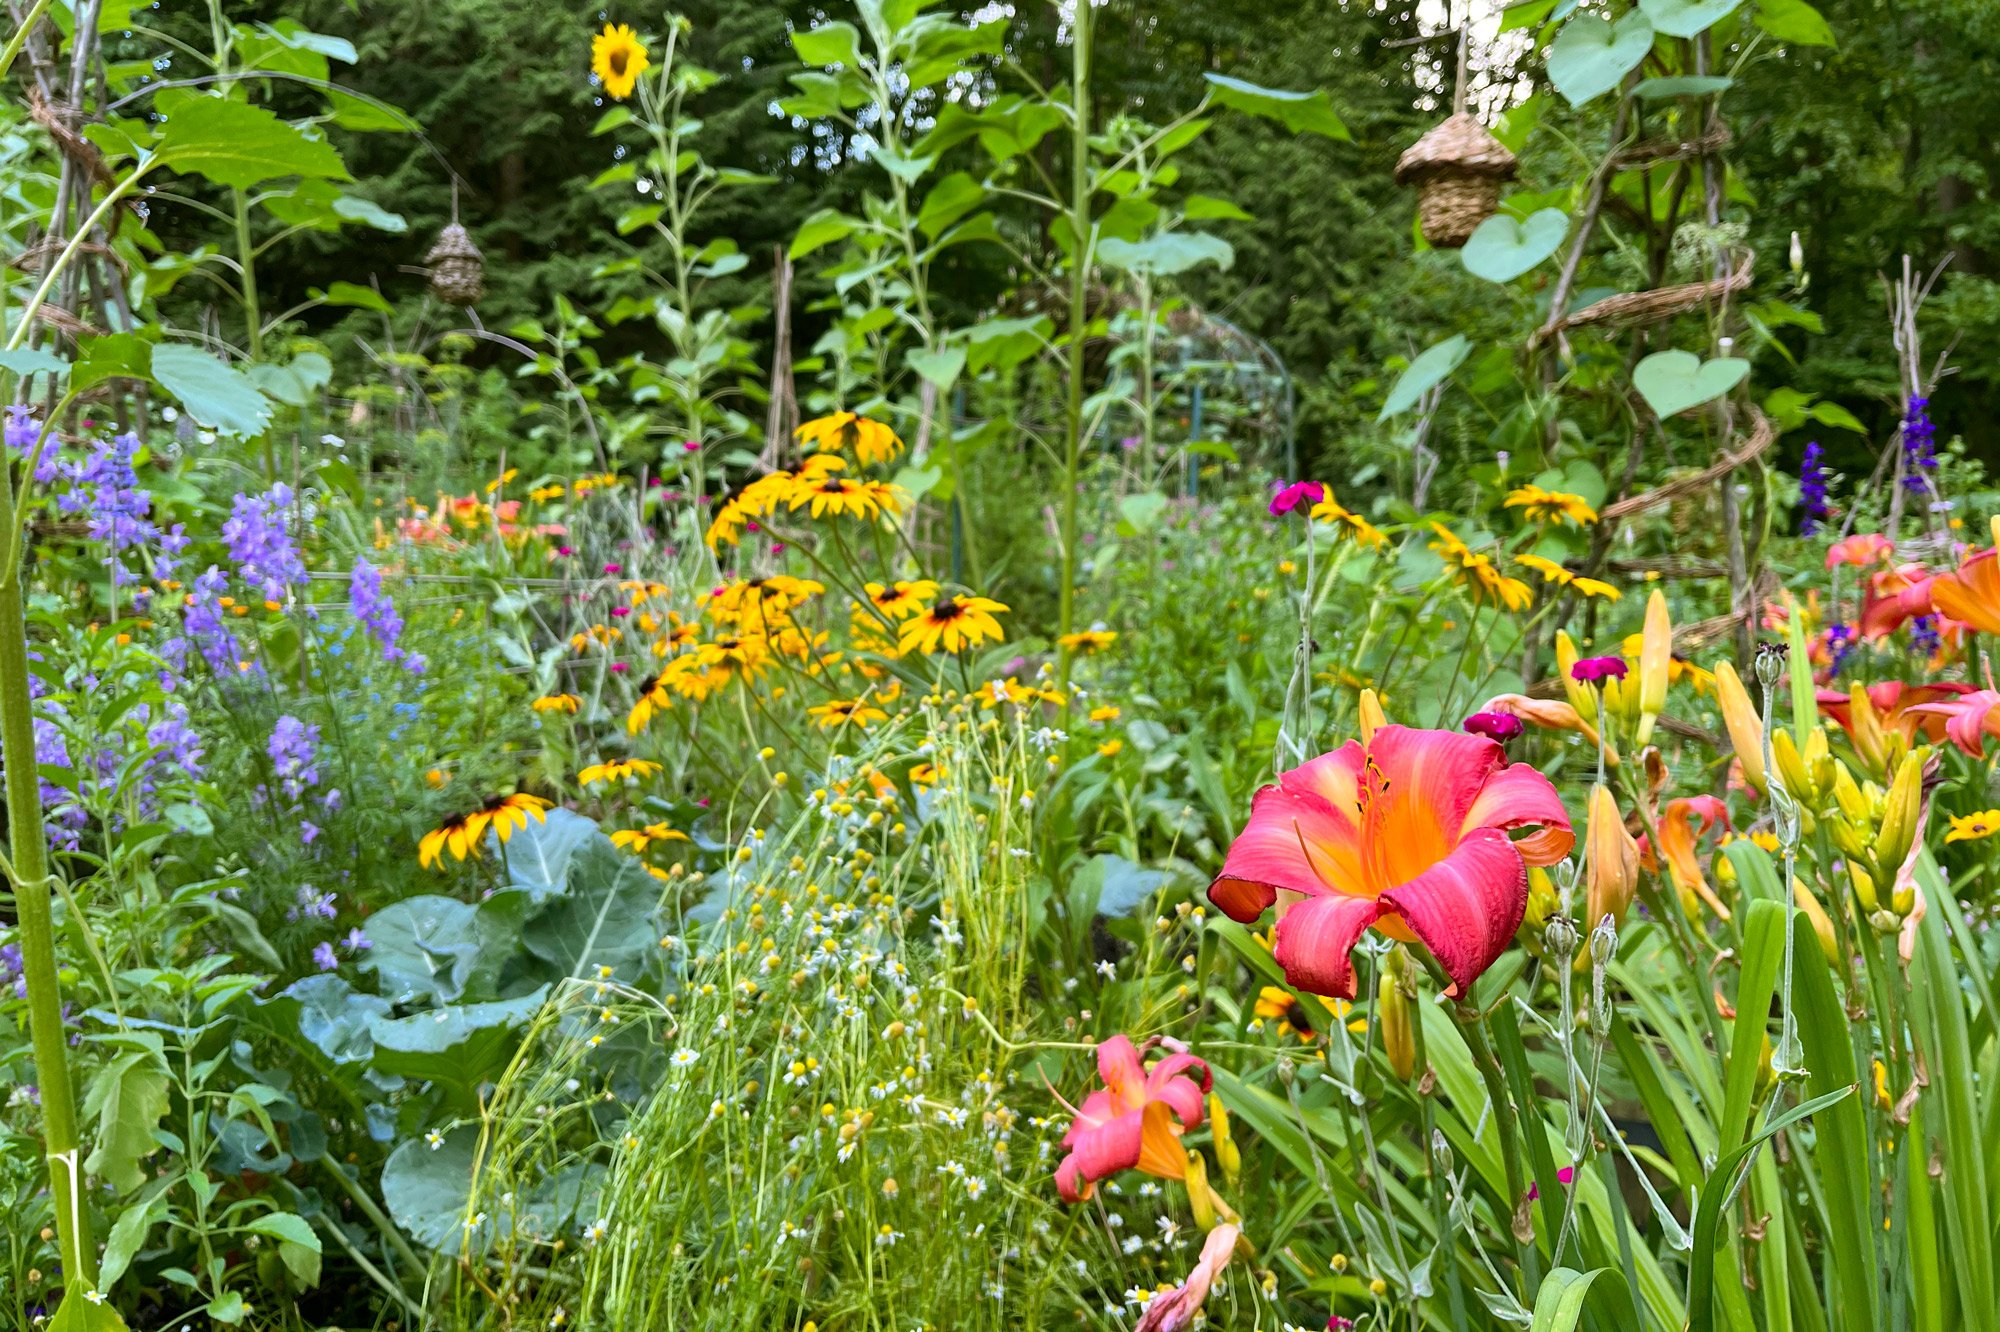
left=627, top=672, right=674, bottom=734
left=533, top=693, right=582, bottom=714
left=1057, top=628, right=1118, bottom=655
left=611, top=822, right=691, bottom=853
left=1515, top=553, right=1622, bottom=601
left=864, top=579, right=938, bottom=621
left=786, top=472, right=886, bottom=520
left=578, top=758, right=663, bottom=787
left=1089, top=704, right=1121, bottom=723
left=899, top=595, right=1008, bottom=655
left=529, top=483, right=565, bottom=503
left=1309, top=495, right=1389, bottom=549
left=1945, top=809, right=1999, bottom=842
left=591, top=24, right=650, bottom=100
left=420, top=793, right=553, bottom=869
left=710, top=575, right=825, bottom=626
left=796, top=411, right=903, bottom=467
left=808, top=697, right=889, bottom=730
left=909, top=762, right=943, bottom=788
left=1430, top=523, right=1532, bottom=612
left=1504, top=483, right=1598, bottom=526
left=1253, top=985, right=1318, bottom=1043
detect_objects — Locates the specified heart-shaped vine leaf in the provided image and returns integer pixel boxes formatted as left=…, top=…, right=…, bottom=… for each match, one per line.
left=1639, top=0, right=1744, bottom=38
left=1379, top=334, right=1471, bottom=421
left=1632, top=75, right=1732, bottom=99
left=1460, top=208, right=1568, bottom=283
left=1548, top=13, right=1654, bottom=106
left=1633, top=349, right=1750, bottom=418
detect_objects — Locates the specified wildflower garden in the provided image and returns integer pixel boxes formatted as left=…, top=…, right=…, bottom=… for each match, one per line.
left=3, top=0, right=2000, bottom=1328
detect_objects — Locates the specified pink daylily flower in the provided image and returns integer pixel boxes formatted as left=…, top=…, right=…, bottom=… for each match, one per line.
left=1208, top=725, right=1575, bottom=1000
left=1054, top=1035, right=1212, bottom=1203
left=1858, top=563, right=1936, bottom=640
left=1817, top=681, right=1974, bottom=745
left=1933, top=547, right=2000, bottom=635
left=1907, top=689, right=2000, bottom=757
left=1826, top=532, right=1894, bottom=570
left=1135, top=1222, right=1241, bottom=1332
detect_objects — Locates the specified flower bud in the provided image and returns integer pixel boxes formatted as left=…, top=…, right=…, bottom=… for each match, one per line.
left=1714, top=661, right=1766, bottom=793
left=1793, top=877, right=1840, bottom=967
left=1555, top=632, right=1595, bottom=724
left=1583, top=784, right=1641, bottom=931
left=1845, top=682, right=1890, bottom=777
left=1377, top=969, right=1418, bottom=1084
left=1358, top=689, right=1387, bottom=744
left=1208, top=1094, right=1240, bottom=1190
left=1185, top=1149, right=1219, bottom=1232
left=1635, top=590, right=1672, bottom=746
left=1874, top=750, right=1925, bottom=885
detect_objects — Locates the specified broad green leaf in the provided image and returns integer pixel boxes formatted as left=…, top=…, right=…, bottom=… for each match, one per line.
left=154, top=96, right=349, bottom=190
left=0, top=348, right=68, bottom=379
left=523, top=833, right=660, bottom=977
left=1460, top=207, right=1568, bottom=282
left=792, top=20, right=863, bottom=68
left=1096, top=231, right=1234, bottom=276
left=916, top=172, right=985, bottom=238
left=501, top=807, right=604, bottom=903
left=907, top=345, right=966, bottom=390
left=314, top=281, right=393, bottom=315
left=99, top=1190, right=168, bottom=1288
left=380, top=1126, right=480, bottom=1252
left=1201, top=74, right=1349, bottom=139
left=1115, top=491, right=1170, bottom=537
left=1754, top=0, right=1836, bottom=46
left=368, top=990, right=548, bottom=1109
left=1379, top=334, right=1471, bottom=420
left=262, top=973, right=389, bottom=1064
left=1183, top=194, right=1254, bottom=221
left=46, top=1296, right=131, bottom=1332
left=71, top=332, right=154, bottom=395
left=1548, top=12, right=1654, bottom=106
left=1529, top=1266, right=1608, bottom=1331
left=82, top=1049, right=170, bottom=1193
left=1639, top=0, right=1744, bottom=38
left=241, top=1212, right=322, bottom=1286
left=790, top=208, right=858, bottom=260
left=361, top=895, right=484, bottom=1004
left=327, top=89, right=418, bottom=132
left=1076, top=852, right=1169, bottom=916
left=151, top=344, right=272, bottom=439
left=1633, top=350, right=1749, bottom=418
left=1808, top=399, right=1864, bottom=432
left=1633, top=75, right=1733, bottom=98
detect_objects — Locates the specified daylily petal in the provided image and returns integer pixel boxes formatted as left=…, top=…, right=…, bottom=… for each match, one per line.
left=1133, top=1100, right=1190, bottom=1180
left=1094, top=1034, right=1149, bottom=1116
left=1379, top=827, right=1529, bottom=997
left=1908, top=690, right=2000, bottom=757
left=1932, top=550, right=2000, bottom=634
left=1208, top=782, right=1360, bottom=921
left=1369, top=725, right=1508, bottom=858
left=1460, top=760, right=1576, bottom=866
left=1271, top=892, right=1386, bottom=1000
left=1145, top=1053, right=1212, bottom=1128
left=1055, top=1107, right=1142, bottom=1202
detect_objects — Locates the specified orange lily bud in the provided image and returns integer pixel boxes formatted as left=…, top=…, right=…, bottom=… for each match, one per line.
left=1846, top=682, right=1890, bottom=776
left=1635, top=590, right=1672, bottom=746
left=1207, top=1095, right=1240, bottom=1190
left=1185, top=1150, right=1219, bottom=1232
left=1793, top=877, right=1840, bottom=967
left=1358, top=689, right=1387, bottom=744
left=1874, top=750, right=1926, bottom=889
left=1377, top=965, right=1418, bottom=1083
left=1556, top=632, right=1594, bottom=722
left=1714, top=661, right=1766, bottom=793
left=1584, top=783, right=1641, bottom=931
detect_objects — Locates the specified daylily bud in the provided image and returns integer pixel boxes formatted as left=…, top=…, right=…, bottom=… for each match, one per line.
left=1524, top=865, right=1560, bottom=938
left=1184, top=1150, right=1219, bottom=1232
left=1377, top=969, right=1417, bottom=1083
left=1846, top=682, right=1889, bottom=776
left=1831, top=763, right=1871, bottom=823
left=1208, top=1095, right=1240, bottom=1190
left=1771, top=729, right=1832, bottom=812
left=1556, top=633, right=1594, bottom=723
left=1635, top=590, right=1672, bottom=746
left=1358, top=689, right=1387, bottom=744
left=1849, top=861, right=1880, bottom=916
left=1874, top=750, right=1925, bottom=886
left=1584, top=783, right=1641, bottom=932
left=1714, top=661, right=1766, bottom=793
left=1793, top=877, right=1840, bottom=967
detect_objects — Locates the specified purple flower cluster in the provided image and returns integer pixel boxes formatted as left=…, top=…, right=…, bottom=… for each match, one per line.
left=30, top=712, right=87, bottom=850
left=1910, top=615, right=1940, bottom=659
left=222, top=484, right=307, bottom=602
left=1901, top=396, right=1936, bottom=491
left=1824, top=623, right=1856, bottom=677
left=56, top=433, right=186, bottom=587
left=0, top=940, right=25, bottom=999
left=1799, top=441, right=1830, bottom=535
left=267, top=715, right=321, bottom=802
left=5, top=405, right=60, bottom=485
left=179, top=567, right=251, bottom=680
left=290, top=884, right=338, bottom=922
left=349, top=560, right=423, bottom=672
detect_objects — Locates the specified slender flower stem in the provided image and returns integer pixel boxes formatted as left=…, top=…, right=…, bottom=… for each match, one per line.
left=0, top=471, right=95, bottom=1289
left=1052, top=0, right=1091, bottom=701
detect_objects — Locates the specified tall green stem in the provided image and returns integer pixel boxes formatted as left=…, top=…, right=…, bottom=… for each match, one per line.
left=0, top=474, right=95, bottom=1291
left=1054, top=0, right=1091, bottom=698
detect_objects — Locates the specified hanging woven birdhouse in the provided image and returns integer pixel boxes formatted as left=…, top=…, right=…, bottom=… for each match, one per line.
left=425, top=221, right=484, bottom=306
left=1394, top=112, right=1518, bottom=249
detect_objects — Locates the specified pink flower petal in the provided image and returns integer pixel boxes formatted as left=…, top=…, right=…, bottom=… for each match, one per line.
left=1379, top=826, right=1529, bottom=997
left=1271, top=892, right=1387, bottom=999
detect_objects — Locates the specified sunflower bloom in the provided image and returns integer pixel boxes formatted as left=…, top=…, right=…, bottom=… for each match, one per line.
left=900, top=595, right=1008, bottom=655
left=419, top=793, right=552, bottom=869
left=796, top=411, right=903, bottom=467
left=578, top=758, right=663, bottom=787
left=1504, top=483, right=1598, bottom=526
left=591, top=24, right=650, bottom=100
left=1208, top=725, right=1574, bottom=998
